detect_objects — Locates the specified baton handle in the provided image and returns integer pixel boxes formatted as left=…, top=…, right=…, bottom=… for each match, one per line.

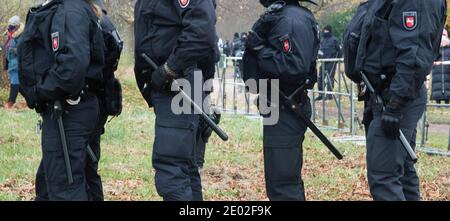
left=360, top=72, right=418, bottom=163
left=141, top=53, right=229, bottom=141
left=274, top=82, right=343, bottom=160
left=54, top=101, right=74, bottom=184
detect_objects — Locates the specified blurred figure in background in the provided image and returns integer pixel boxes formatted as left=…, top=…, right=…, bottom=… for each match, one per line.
left=316, top=25, right=341, bottom=101
left=431, top=29, right=450, bottom=104
left=231, top=32, right=241, bottom=57
left=223, top=40, right=231, bottom=57
left=218, top=37, right=224, bottom=54
left=4, top=16, right=23, bottom=109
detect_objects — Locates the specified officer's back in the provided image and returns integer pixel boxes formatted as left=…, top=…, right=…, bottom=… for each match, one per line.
left=257, top=2, right=318, bottom=93
left=134, top=0, right=217, bottom=68
left=347, top=0, right=447, bottom=201
left=18, top=0, right=105, bottom=201
left=363, top=0, right=445, bottom=86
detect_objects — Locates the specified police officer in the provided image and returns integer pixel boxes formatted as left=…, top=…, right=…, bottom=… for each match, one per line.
left=347, top=0, right=447, bottom=201
left=18, top=0, right=105, bottom=201
left=134, top=0, right=217, bottom=201
left=86, top=0, right=123, bottom=201
left=196, top=45, right=220, bottom=172
left=244, top=0, right=320, bottom=201
left=231, top=33, right=243, bottom=57
left=316, top=25, right=341, bottom=101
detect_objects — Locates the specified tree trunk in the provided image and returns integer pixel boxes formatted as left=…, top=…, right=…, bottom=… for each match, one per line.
left=0, top=50, right=7, bottom=89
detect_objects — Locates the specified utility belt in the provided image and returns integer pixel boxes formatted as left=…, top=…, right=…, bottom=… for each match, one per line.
left=143, top=65, right=200, bottom=91
left=366, top=73, right=393, bottom=91
left=65, top=90, right=96, bottom=106
left=280, top=89, right=309, bottom=111
left=359, top=71, right=394, bottom=102
left=258, top=88, right=309, bottom=116
left=40, top=82, right=99, bottom=113
left=66, top=80, right=101, bottom=104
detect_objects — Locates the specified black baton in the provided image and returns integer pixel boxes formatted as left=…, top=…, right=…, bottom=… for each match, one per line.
left=272, top=81, right=344, bottom=160
left=141, top=53, right=229, bottom=141
left=53, top=101, right=74, bottom=184
left=360, top=72, right=418, bottom=163
left=87, top=144, right=98, bottom=163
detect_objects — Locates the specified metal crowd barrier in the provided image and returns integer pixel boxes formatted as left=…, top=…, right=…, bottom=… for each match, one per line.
left=212, top=55, right=450, bottom=157
left=417, top=61, right=450, bottom=156
left=310, top=58, right=360, bottom=135
left=212, top=56, right=361, bottom=135
left=214, top=56, right=258, bottom=116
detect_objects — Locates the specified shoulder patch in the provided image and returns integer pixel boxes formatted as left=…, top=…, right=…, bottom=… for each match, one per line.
left=178, top=0, right=190, bottom=8
left=403, top=12, right=418, bottom=31
left=279, top=35, right=291, bottom=53
left=51, top=32, right=60, bottom=52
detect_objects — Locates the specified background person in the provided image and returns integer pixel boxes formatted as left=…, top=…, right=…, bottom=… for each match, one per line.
left=431, top=29, right=450, bottom=104
left=4, top=16, right=23, bottom=109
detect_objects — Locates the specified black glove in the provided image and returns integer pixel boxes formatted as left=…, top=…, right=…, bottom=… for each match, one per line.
left=251, top=13, right=278, bottom=40
left=198, top=56, right=217, bottom=81
left=246, top=31, right=265, bottom=51
left=23, top=86, right=44, bottom=113
left=381, top=101, right=403, bottom=139
left=305, top=62, right=318, bottom=90
left=151, top=65, right=174, bottom=92
left=200, top=112, right=221, bottom=143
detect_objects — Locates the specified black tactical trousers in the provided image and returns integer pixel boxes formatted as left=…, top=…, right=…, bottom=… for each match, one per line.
left=85, top=103, right=108, bottom=201
left=35, top=95, right=99, bottom=201
left=151, top=73, right=205, bottom=201
left=8, top=84, right=20, bottom=103
left=195, top=135, right=206, bottom=169
left=263, top=100, right=312, bottom=201
left=366, top=86, right=426, bottom=201
left=318, top=62, right=337, bottom=92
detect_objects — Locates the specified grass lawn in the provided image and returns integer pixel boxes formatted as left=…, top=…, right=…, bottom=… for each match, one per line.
left=0, top=67, right=449, bottom=201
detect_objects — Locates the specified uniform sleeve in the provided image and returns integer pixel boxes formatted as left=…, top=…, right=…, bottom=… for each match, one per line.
left=37, top=10, right=91, bottom=102
left=388, top=0, right=443, bottom=101
left=257, top=17, right=316, bottom=79
left=166, top=0, right=217, bottom=73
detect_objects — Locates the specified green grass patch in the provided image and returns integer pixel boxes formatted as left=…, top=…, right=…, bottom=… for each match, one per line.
left=0, top=71, right=448, bottom=201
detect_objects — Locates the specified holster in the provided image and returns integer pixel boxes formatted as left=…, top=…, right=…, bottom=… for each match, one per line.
left=280, top=89, right=309, bottom=111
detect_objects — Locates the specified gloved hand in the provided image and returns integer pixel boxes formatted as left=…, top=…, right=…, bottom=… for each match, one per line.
left=381, top=101, right=403, bottom=139
left=200, top=112, right=221, bottom=143
left=151, top=64, right=178, bottom=92
left=198, top=55, right=217, bottom=80
left=305, top=62, right=318, bottom=90
left=246, top=31, right=265, bottom=51
left=22, top=86, right=45, bottom=113
left=254, top=14, right=278, bottom=37
left=246, top=5, right=278, bottom=51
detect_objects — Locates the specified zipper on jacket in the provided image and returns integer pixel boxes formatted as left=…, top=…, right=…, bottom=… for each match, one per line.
left=442, top=48, right=446, bottom=95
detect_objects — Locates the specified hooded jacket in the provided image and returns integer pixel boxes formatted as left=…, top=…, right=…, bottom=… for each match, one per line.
left=431, top=46, right=450, bottom=101
left=6, top=24, right=24, bottom=85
